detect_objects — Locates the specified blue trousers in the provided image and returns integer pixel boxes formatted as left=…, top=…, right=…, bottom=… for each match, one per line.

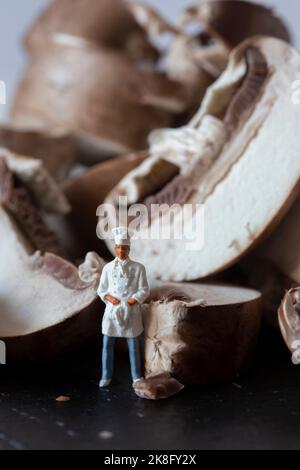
left=101, top=335, right=142, bottom=381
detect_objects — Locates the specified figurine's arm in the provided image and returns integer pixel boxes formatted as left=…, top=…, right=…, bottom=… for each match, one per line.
left=98, top=267, right=120, bottom=305
left=130, top=265, right=150, bottom=305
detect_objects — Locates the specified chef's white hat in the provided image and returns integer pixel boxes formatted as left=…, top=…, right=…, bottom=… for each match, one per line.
left=112, top=227, right=131, bottom=246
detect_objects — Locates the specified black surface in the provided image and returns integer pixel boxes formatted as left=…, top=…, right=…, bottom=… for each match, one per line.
left=0, top=330, right=300, bottom=450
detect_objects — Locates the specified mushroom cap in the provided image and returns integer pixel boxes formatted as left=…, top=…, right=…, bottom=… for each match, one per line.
left=0, top=124, right=76, bottom=182
left=143, top=282, right=262, bottom=384
left=24, top=0, right=158, bottom=62
left=11, top=38, right=192, bottom=163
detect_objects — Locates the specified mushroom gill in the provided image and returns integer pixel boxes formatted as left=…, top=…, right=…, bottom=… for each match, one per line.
left=224, top=47, right=268, bottom=133
left=140, top=46, right=269, bottom=208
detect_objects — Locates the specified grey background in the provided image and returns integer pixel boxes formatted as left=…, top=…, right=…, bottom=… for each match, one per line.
left=0, top=0, right=300, bottom=120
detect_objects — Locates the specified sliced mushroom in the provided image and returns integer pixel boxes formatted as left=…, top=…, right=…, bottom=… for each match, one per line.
left=142, top=282, right=262, bottom=384
left=0, top=125, right=76, bottom=182
left=0, top=160, right=62, bottom=256
left=0, top=149, right=70, bottom=215
left=104, top=37, right=300, bottom=281
left=11, top=38, right=192, bottom=165
left=0, top=153, right=103, bottom=362
left=24, top=0, right=158, bottom=63
left=278, top=289, right=300, bottom=359
left=133, top=373, right=184, bottom=401
left=0, top=149, right=70, bottom=255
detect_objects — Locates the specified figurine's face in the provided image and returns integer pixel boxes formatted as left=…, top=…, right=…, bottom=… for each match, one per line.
left=115, top=245, right=130, bottom=260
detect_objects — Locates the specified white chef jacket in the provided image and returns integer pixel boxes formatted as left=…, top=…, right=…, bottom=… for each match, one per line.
left=98, top=257, right=150, bottom=338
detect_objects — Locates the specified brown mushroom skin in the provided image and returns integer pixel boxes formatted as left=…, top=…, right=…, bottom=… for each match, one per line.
left=143, top=283, right=262, bottom=385
left=165, top=0, right=290, bottom=116
left=184, top=1, right=290, bottom=49
left=24, top=0, right=158, bottom=63
left=11, top=42, right=191, bottom=163
left=145, top=304, right=261, bottom=384
left=0, top=158, right=63, bottom=256
left=1, top=298, right=101, bottom=364
left=0, top=126, right=76, bottom=182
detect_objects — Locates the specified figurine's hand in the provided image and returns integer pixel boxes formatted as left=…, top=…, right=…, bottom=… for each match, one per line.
left=105, top=295, right=120, bottom=306
left=127, top=298, right=138, bottom=306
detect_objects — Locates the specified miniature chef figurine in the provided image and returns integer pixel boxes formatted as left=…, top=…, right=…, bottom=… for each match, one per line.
left=98, top=227, right=150, bottom=388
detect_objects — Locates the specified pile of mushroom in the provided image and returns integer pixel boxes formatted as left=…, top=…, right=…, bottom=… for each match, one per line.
left=11, top=0, right=194, bottom=165
left=10, top=0, right=291, bottom=165
left=0, top=149, right=104, bottom=361
left=2, top=0, right=300, bottom=399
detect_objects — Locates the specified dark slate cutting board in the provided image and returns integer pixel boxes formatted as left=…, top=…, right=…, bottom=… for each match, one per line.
left=0, top=329, right=299, bottom=450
